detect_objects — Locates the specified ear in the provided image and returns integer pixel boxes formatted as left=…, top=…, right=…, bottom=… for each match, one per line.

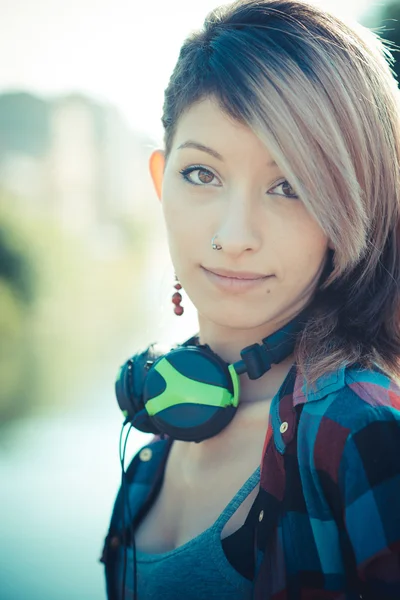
left=149, top=149, right=166, bottom=202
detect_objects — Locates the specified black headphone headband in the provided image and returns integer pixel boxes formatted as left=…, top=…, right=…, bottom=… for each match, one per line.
left=233, top=306, right=310, bottom=379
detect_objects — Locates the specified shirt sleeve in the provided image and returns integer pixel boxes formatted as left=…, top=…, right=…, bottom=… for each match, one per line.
left=339, top=405, right=400, bottom=599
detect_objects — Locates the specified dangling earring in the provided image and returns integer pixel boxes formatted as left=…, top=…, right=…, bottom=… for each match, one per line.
left=172, top=274, right=184, bottom=316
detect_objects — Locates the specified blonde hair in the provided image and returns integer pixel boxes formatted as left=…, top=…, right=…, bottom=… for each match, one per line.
left=161, top=0, right=400, bottom=385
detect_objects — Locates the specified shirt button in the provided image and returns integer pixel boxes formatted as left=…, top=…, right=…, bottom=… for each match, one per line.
left=139, top=448, right=152, bottom=461
left=258, top=510, right=264, bottom=522
left=280, top=421, right=289, bottom=434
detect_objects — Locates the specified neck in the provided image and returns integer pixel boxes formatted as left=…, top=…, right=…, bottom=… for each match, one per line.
left=237, top=352, right=295, bottom=403
left=176, top=322, right=297, bottom=474
left=174, top=354, right=295, bottom=478
left=197, top=316, right=297, bottom=404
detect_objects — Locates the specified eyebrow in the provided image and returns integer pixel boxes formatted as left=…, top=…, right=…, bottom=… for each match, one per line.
left=177, top=140, right=278, bottom=168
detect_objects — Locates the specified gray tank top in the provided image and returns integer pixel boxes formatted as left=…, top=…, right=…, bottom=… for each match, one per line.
left=122, top=464, right=260, bottom=600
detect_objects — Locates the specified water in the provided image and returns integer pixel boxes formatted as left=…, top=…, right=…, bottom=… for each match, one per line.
left=0, top=235, right=199, bottom=600
left=0, top=382, right=152, bottom=600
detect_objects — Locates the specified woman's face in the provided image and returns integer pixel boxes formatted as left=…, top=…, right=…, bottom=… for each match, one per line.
left=150, top=97, right=330, bottom=336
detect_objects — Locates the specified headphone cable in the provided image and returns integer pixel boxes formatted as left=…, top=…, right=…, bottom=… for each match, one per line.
left=119, top=421, right=138, bottom=600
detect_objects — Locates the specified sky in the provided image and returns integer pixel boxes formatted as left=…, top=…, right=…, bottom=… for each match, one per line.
left=0, top=0, right=376, bottom=139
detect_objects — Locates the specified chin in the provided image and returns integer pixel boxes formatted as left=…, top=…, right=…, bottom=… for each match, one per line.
left=203, top=304, right=282, bottom=332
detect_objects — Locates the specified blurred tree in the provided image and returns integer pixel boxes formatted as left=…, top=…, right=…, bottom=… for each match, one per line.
left=360, top=1, right=400, bottom=86
left=0, top=225, right=34, bottom=304
left=0, top=211, right=36, bottom=425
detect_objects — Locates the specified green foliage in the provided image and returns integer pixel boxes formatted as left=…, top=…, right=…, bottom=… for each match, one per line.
left=0, top=200, right=151, bottom=425
left=0, top=206, right=37, bottom=422
left=361, top=1, right=400, bottom=86
left=0, top=225, right=35, bottom=304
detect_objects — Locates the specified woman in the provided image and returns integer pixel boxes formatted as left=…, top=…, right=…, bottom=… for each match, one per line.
left=101, top=1, right=400, bottom=598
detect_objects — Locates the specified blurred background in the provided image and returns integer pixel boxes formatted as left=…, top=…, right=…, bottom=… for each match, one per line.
left=0, top=0, right=399, bottom=598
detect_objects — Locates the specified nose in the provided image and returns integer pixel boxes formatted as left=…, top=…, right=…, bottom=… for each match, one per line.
left=215, top=194, right=262, bottom=257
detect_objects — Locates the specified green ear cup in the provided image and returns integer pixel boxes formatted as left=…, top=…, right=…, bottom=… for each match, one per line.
left=142, top=346, right=240, bottom=442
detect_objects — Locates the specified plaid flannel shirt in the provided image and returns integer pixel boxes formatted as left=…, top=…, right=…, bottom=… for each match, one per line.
left=101, top=362, right=400, bottom=599
left=252, top=362, right=400, bottom=599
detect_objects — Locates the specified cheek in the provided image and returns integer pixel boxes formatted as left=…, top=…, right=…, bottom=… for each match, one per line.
left=162, top=193, right=187, bottom=239
left=161, top=194, right=203, bottom=270
left=162, top=181, right=209, bottom=247
left=164, top=207, right=196, bottom=248
left=278, top=218, right=329, bottom=282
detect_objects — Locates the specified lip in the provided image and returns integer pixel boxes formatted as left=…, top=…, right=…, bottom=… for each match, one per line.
left=201, top=266, right=273, bottom=293
left=203, top=267, right=269, bottom=280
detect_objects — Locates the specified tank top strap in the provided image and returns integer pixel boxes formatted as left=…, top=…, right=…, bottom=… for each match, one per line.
left=211, top=465, right=260, bottom=533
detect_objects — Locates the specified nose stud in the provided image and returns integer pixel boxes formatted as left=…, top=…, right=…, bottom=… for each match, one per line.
left=211, top=235, right=222, bottom=250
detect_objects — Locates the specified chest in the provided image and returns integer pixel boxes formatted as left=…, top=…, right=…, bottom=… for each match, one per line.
left=134, top=443, right=261, bottom=554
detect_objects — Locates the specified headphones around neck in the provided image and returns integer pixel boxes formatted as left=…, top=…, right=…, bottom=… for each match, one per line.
left=115, top=308, right=309, bottom=443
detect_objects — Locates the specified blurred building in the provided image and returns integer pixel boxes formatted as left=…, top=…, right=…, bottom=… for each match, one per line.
left=0, top=90, right=157, bottom=237
left=46, top=96, right=101, bottom=231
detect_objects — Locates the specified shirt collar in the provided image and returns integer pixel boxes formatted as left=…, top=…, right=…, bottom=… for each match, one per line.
left=270, top=364, right=347, bottom=454
left=292, top=364, right=346, bottom=406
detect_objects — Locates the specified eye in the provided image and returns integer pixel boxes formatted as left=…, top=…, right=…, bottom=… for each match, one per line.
left=267, top=179, right=298, bottom=199
left=179, top=165, right=221, bottom=186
